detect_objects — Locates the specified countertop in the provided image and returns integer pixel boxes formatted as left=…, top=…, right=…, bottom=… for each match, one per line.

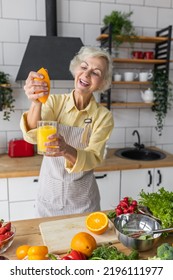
left=3, top=211, right=173, bottom=260
left=1, top=147, right=173, bottom=178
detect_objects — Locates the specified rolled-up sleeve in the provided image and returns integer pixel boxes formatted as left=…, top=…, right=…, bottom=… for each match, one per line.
left=20, top=112, right=37, bottom=144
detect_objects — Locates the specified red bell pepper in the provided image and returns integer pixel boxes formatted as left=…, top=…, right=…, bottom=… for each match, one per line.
left=61, top=250, right=87, bottom=260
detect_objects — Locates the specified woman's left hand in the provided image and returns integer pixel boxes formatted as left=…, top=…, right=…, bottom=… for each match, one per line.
left=45, top=133, right=67, bottom=157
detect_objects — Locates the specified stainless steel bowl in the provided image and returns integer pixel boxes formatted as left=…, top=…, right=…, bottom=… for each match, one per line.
left=114, top=214, right=162, bottom=251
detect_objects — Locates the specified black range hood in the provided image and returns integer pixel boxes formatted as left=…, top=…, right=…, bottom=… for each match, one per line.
left=16, top=0, right=83, bottom=81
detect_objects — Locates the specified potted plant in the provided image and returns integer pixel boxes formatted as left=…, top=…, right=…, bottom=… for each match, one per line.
left=151, top=69, right=173, bottom=136
left=103, top=10, right=137, bottom=54
left=0, top=71, right=15, bottom=120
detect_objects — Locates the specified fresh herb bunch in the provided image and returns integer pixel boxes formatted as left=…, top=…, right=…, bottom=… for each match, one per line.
left=139, top=187, right=173, bottom=228
left=103, top=10, right=137, bottom=49
left=89, top=244, right=139, bottom=260
left=152, top=69, right=173, bottom=136
left=0, top=71, right=15, bottom=120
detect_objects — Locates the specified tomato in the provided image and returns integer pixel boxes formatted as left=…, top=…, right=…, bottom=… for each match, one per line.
left=0, top=235, right=7, bottom=242
left=27, top=246, right=48, bottom=260
left=16, top=245, right=31, bottom=260
left=4, top=231, right=13, bottom=239
left=0, top=222, right=11, bottom=234
left=28, top=255, right=48, bottom=260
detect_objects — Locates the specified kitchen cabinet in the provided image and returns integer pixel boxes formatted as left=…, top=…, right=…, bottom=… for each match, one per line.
left=0, top=178, right=9, bottom=220
left=95, top=171, right=120, bottom=210
left=8, top=176, right=39, bottom=221
left=120, top=167, right=173, bottom=200
left=0, top=176, right=39, bottom=221
left=97, top=25, right=172, bottom=109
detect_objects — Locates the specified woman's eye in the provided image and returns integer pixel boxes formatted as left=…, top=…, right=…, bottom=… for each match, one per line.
left=93, top=71, right=100, bottom=77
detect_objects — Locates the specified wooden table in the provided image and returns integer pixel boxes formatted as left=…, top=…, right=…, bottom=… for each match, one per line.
left=3, top=212, right=173, bottom=260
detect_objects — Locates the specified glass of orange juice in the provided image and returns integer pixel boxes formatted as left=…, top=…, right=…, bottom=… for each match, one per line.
left=37, top=121, right=57, bottom=155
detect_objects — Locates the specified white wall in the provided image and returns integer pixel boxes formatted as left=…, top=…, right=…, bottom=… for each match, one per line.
left=0, top=0, right=173, bottom=154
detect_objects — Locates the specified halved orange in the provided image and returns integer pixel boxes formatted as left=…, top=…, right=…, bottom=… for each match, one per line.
left=34, top=67, right=50, bottom=103
left=86, top=211, right=109, bottom=235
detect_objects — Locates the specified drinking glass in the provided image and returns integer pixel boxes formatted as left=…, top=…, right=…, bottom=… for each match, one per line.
left=37, top=121, right=57, bottom=155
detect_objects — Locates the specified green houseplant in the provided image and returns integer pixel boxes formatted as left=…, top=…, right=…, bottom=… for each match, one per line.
left=103, top=10, right=137, bottom=53
left=151, top=69, right=173, bottom=136
left=0, top=71, right=15, bottom=120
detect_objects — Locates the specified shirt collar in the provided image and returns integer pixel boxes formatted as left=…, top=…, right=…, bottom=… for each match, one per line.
left=65, top=90, right=98, bottom=114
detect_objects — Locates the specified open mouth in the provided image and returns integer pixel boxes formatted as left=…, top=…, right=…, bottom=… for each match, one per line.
left=79, top=79, right=90, bottom=87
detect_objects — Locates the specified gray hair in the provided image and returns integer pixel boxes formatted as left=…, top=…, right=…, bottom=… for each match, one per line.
left=69, top=46, right=113, bottom=93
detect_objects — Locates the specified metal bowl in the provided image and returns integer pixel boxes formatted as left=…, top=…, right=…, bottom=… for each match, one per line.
left=114, top=214, right=162, bottom=251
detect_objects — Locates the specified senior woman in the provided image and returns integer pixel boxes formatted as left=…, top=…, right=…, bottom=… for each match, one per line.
left=20, top=46, right=114, bottom=217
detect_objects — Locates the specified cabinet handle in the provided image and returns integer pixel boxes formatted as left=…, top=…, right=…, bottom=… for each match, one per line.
left=33, top=179, right=38, bottom=182
left=95, top=174, right=107, bottom=179
left=148, top=170, right=152, bottom=187
left=157, top=170, right=162, bottom=186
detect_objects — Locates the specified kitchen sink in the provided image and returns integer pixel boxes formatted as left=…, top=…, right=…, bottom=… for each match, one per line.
left=115, top=148, right=166, bottom=161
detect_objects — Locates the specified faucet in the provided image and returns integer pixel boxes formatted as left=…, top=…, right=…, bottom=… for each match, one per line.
left=132, top=130, right=145, bottom=150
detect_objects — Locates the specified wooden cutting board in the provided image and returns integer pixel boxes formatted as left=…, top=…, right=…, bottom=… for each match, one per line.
left=39, top=215, right=119, bottom=254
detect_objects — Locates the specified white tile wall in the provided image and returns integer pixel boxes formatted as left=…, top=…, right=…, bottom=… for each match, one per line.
left=19, top=21, right=46, bottom=43
left=0, top=0, right=173, bottom=154
left=70, top=1, right=100, bottom=24
left=2, top=0, right=36, bottom=19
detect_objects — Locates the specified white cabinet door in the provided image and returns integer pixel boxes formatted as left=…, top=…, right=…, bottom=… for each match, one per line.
left=0, top=178, right=9, bottom=220
left=0, top=178, right=8, bottom=200
left=8, top=177, right=39, bottom=221
left=153, top=167, right=173, bottom=192
left=121, top=167, right=173, bottom=201
left=9, top=201, right=36, bottom=221
left=8, top=177, right=38, bottom=201
left=95, top=171, right=120, bottom=210
left=0, top=201, right=9, bottom=221
left=121, top=169, right=154, bottom=200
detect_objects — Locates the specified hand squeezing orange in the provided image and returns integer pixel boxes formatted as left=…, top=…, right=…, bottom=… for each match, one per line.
left=34, top=67, right=50, bottom=104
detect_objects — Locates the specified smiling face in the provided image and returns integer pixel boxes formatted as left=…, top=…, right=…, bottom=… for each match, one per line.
left=74, top=56, right=107, bottom=96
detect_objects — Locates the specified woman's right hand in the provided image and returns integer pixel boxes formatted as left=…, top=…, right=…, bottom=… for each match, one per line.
left=24, top=71, right=49, bottom=103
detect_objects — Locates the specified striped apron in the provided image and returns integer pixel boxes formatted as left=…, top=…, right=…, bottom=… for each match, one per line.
left=36, top=123, right=100, bottom=217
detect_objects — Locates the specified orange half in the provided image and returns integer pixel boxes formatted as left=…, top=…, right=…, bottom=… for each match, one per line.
left=86, top=211, right=109, bottom=235
left=34, top=67, right=50, bottom=103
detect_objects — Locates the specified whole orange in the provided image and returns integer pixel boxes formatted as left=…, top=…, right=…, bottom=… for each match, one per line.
left=70, top=232, right=97, bottom=257
left=16, top=245, right=31, bottom=260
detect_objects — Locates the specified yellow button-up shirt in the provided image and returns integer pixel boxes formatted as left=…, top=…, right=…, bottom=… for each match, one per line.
left=20, top=91, right=114, bottom=173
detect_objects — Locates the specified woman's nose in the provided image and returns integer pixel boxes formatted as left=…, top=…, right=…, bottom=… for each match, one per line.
left=84, top=70, right=91, bottom=77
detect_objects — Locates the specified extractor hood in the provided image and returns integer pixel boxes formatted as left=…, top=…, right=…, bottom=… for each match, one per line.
left=16, top=0, right=83, bottom=81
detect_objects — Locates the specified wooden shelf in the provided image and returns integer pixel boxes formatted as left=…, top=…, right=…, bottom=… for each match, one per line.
left=0, top=83, right=11, bottom=88
left=107, top=102, right=153, bottom=108
left=112, top=58, right=168, bottom=64
left=112, top=81, right=151, bottom=85
left=96, top=34, right=172, bottom=43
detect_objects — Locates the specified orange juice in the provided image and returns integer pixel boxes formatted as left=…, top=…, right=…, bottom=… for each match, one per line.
left=37, top=121, right=57, bottom=155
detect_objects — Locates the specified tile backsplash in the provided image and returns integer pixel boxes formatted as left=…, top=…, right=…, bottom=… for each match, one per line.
left=0, top=0, right=173, bottom=154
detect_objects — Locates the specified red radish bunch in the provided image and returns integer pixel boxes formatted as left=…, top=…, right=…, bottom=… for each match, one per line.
left=115, top=197, right=138, bottom=216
